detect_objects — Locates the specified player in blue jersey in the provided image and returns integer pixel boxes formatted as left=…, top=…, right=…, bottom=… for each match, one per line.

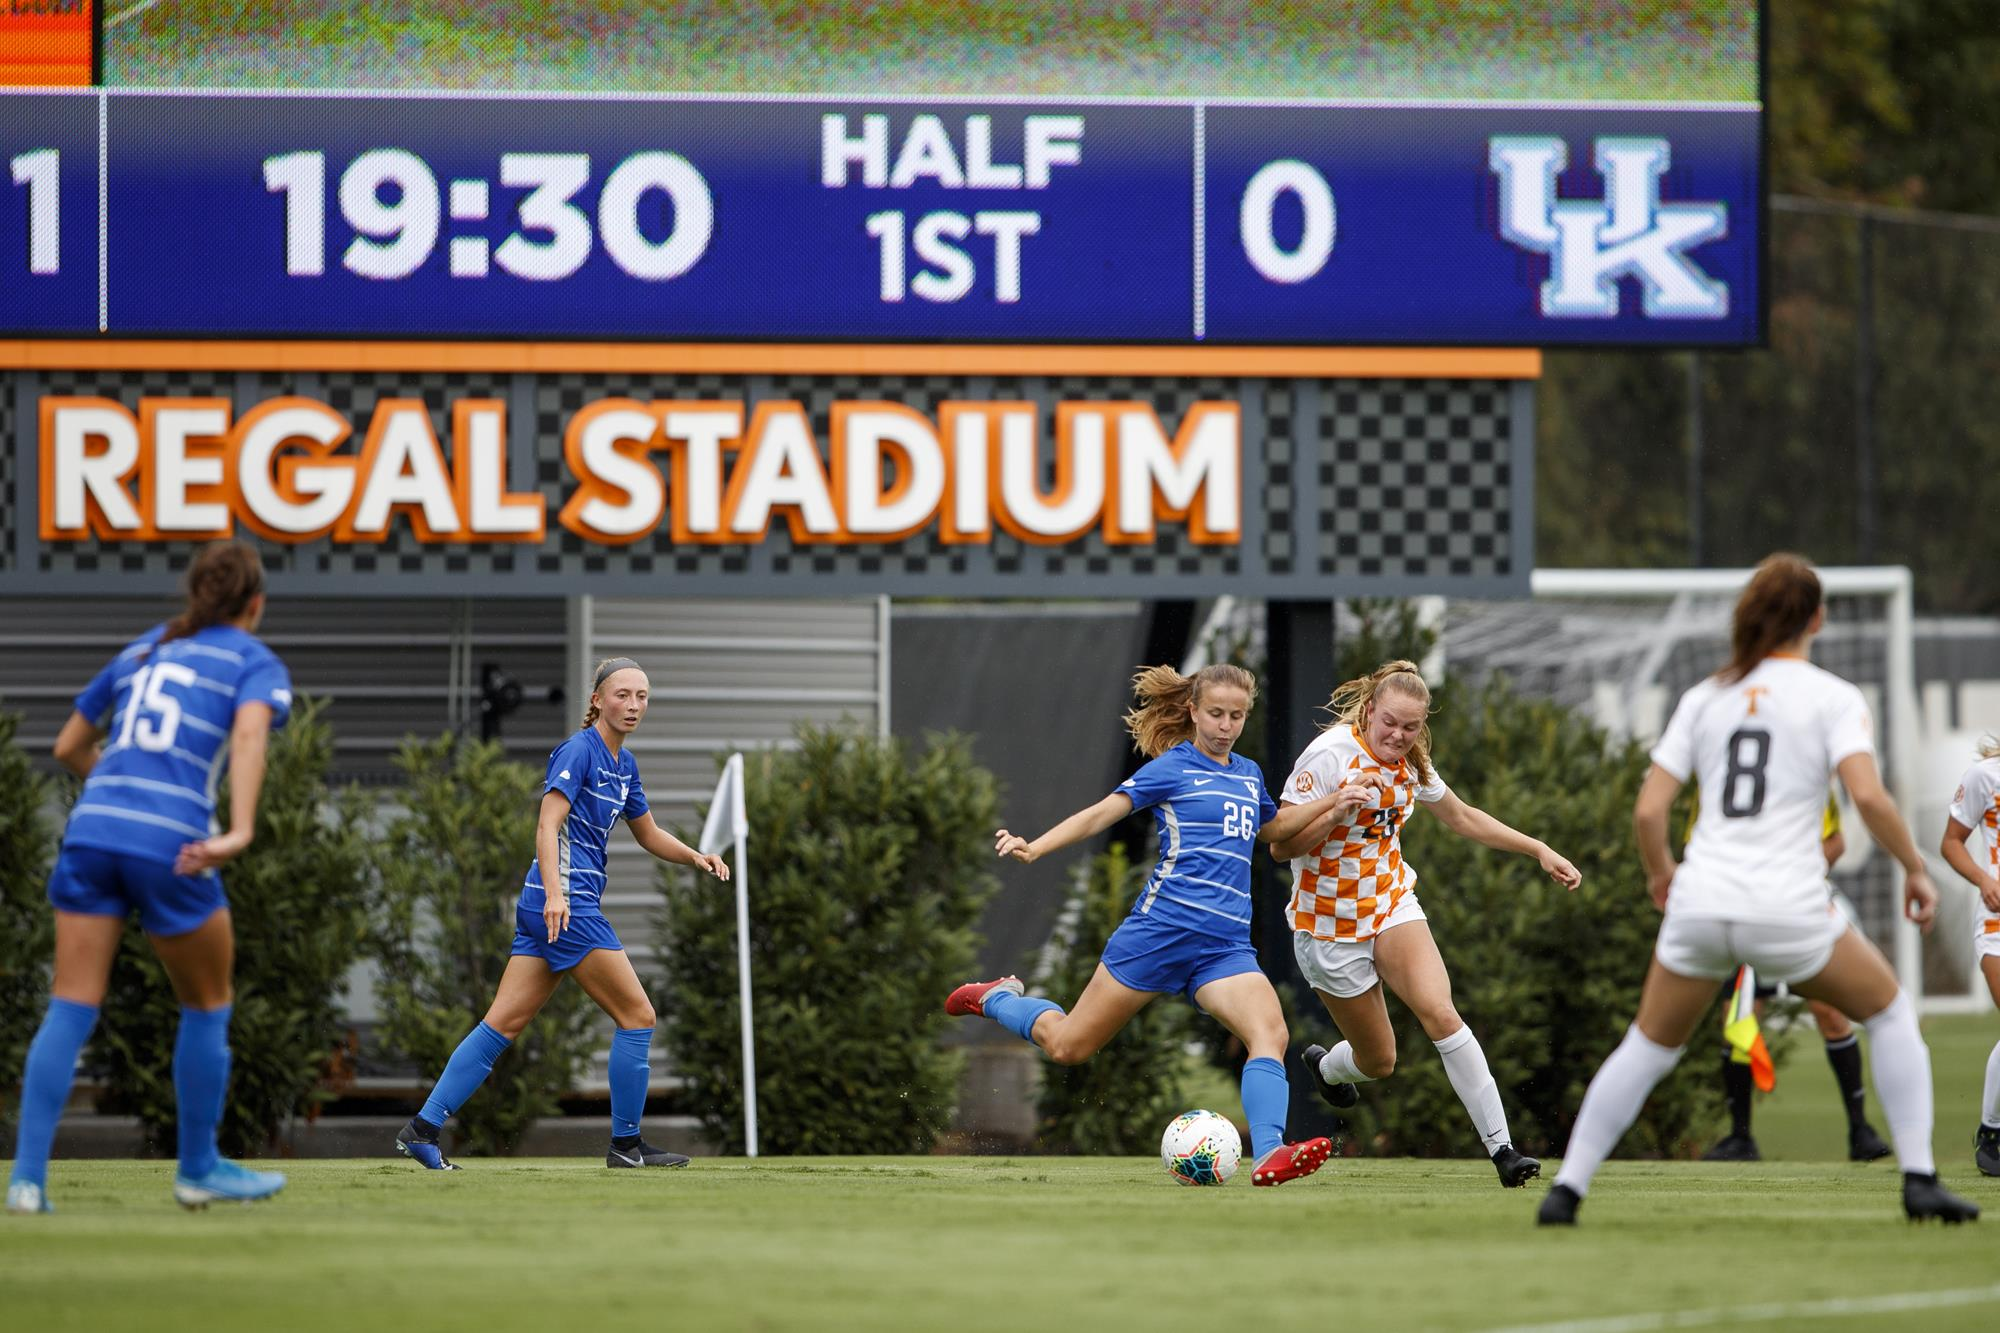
left=946, top=663, right=1378, bottom=1186
left=396, top=657, right=730, bottom=1170
left=8, top=541, right=292, bottom=1215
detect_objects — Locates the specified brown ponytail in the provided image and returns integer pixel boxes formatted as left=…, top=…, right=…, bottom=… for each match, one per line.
left=1122, top=663, right=1257, bottom=758
left=158, top=540, right=264, bottom=649
left=1323, top=659, right=1436, bottom=783
left=1721, top=553, right=1821, bottom=683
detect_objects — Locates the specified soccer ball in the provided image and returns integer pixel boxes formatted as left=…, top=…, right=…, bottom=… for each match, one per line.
left=1160, top=1109, right=1241, bottom=1186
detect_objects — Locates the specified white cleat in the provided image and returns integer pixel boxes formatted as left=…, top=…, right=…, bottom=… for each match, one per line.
left=172, top=1158, right=286, bottom=1210
left=5, top=1181, right=52, bottom=1214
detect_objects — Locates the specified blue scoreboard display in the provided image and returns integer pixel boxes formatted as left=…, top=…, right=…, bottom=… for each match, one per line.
left=3, top=6, right=1762, bottom=347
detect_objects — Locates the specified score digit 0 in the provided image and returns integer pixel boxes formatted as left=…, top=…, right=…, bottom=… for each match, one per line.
left=263, top=149, right=714, bottom=282
left=1239, top=159, right=1335, bottom=285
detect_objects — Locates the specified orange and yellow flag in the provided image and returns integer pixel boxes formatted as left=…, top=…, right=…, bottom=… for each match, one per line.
left=1722, top=965, right=1776, bottom=1093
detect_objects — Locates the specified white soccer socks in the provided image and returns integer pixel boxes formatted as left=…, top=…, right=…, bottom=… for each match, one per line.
left=1318, top=1041, right=1376, bottom=1086
left=1983, top=1037, right=2000, bottom=1130
left=1552, top=1025, right=1684, bottom=1197
left=1859, top=991, right=1935, bottom=1175
left=1434, top=1025, right=1512, bottom=1154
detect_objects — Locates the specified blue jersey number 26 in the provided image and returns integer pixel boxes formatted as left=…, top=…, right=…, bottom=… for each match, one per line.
left=1220, top=800, right=1259, bottom=838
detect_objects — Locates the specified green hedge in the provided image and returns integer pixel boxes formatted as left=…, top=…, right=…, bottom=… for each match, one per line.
left=0, top=711, right=57, bottom=1130
left=1032, top=843, right=1194, bottom=1153
left=367, top=734, right=600, bottom=1156
left=655, top=726, right=998, bottom=1154
left=1295, top=601, right=1728, bottom=1158
left=88, top=697, right=374, bottom=1155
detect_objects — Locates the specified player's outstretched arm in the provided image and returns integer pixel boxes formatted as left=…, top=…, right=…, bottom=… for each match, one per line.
left=50, top=710, right=104, bottom=778
left=1424, top=787, right=1582, bottom=890
left=1258, top=781, right=1379, bottom=849
left=995, top=792, right=1134, bottom=864
left=628, top=811, right=730, bottom=881
left=1265, top=779, right=1383, bottom=860
left=1838, top=752, right=1938, bottom=931
left=1632, top=764, right=1682, bottom=910
left=174, top=702, right=272, bottom=876
left=1940, top=816, right=2000, bottom=914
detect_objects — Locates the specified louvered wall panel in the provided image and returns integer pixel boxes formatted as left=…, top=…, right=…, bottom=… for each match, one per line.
left=0, top=597, right=570, bottom=784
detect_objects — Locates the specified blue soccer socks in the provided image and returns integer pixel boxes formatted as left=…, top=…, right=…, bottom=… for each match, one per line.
left=610, top=1026, right=653, bottom=1140
left=420, top=1021, right=513, bottom=1128
left=983, top=989, right=1065, bottom=1045
left=8, top=998, right=99, bottom=1192
left=173, top=1004, right=233, bottom=1180
left=1240, top=1056, right=1289, bottom=1161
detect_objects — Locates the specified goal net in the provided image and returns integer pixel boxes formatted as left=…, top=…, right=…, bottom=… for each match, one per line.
left=1431, top=567, right=1981, bottom=1012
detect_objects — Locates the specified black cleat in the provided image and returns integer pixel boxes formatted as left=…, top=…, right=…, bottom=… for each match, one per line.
left=1902, top=1171, right=1980, bottom=1223
left=1536, top=1183, right=1581, bottom=1226
left=1298, top=1043, right=1359, bottom=1110
left=1701, top=1133, right=1761, bottom=1162
left=1974, top=1125, right=2000, bottom=1178
left=395, top=1119, right=461, bottom=1171
left=1492, top=1145, right=1541, bottom=1188
left=1848, top=1121, right=1892, bottom=1163
left=607, top=1140, right=691, bottom=1169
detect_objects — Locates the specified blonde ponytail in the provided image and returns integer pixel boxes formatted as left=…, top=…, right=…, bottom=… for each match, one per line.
left=1123, top=663, right=1258, bottom=758
left=1323, top=659, right=1436, bottom=783
left=1979, top=735, right=2000, bottom=760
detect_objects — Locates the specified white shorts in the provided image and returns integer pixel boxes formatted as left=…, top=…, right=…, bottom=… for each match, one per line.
left=1653, top=909, right=1846, bottom=985
left=1977, top=919, right=2000, bottom=962
left=1291, top=892, right=1427, bottom=999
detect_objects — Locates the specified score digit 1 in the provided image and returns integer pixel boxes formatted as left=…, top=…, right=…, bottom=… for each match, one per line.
left=9, top=149, right=61, bottom=275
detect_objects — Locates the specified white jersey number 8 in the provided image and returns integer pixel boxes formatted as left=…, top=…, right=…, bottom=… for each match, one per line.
left=1721, top=727, right=1771, bottom=818
left=116, top=662, right=198, bottom=753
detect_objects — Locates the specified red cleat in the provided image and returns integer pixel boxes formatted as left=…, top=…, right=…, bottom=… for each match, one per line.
left=944, top=975, right=1024, bottom=1017
left=1251, top=1137, right=1333, bottom=1187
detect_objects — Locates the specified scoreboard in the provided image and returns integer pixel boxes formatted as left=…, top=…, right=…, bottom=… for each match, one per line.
left=0, top=4, right=1763, bottom=598
left=3, top=88, right=1759, bottom=346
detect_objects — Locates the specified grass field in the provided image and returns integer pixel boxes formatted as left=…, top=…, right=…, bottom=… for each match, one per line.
left=7, top=1015, right=1993, bottom=1330
left=4, top=1154, right=1998, bottom=1332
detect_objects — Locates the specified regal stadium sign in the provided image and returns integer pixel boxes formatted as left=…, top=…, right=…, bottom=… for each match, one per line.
left=0, top=360, right=1535, bottom=597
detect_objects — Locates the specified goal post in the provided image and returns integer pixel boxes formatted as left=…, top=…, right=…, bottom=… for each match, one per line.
left=1437, top=567, right=1945, bottom=1008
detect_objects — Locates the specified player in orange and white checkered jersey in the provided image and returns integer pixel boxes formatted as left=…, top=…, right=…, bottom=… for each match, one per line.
left=1276, top=659, right=1581, bottom=1189
left=1939, top=737, right=2000, bottom=1177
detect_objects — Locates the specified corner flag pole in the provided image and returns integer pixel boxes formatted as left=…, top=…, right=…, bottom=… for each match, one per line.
left=700, top=752, right=756, bottom=1157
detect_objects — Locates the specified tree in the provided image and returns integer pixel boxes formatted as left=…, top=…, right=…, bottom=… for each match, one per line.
left=0, top=711, right=57, bottom=1135
left=655, top=727, right=999, bottom=1154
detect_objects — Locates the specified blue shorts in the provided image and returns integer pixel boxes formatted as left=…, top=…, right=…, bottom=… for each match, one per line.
left=510, top=905, right=624, bottom=973
left=1100, top=912, right=1263, bottom=1003
left=48, top=843, right=227, bottom=938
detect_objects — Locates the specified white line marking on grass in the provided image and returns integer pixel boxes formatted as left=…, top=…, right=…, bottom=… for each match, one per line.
left=1482, top=1282, right=2000, bottom=1333
left=106, top=0, right=170, bottom=29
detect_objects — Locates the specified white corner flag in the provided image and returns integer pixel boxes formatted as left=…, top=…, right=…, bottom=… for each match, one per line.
left=698, top=753, right=757, bottom=1157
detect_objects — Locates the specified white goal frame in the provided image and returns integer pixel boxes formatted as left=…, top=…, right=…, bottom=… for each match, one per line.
left=1528, top=567, right=1926, bottom=1007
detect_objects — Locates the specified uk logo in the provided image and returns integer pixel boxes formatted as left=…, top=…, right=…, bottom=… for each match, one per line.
left=1489, top=136, right=1729, bottom=320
